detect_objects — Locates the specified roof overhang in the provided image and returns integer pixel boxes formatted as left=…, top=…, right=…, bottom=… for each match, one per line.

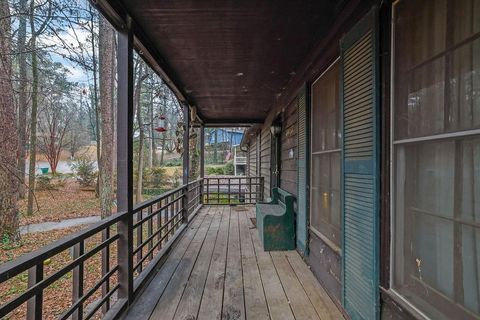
left=94, top=0, right=350, bottom=124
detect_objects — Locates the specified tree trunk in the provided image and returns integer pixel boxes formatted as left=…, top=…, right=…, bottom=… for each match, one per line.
left=89, top=5, right=101, bottom=198
left=16, top=0, right=28, bottom=199
left=148, top=88, right=154, bottom=168
left=134, top=64, right=148, bottom=204
left=0, top=0, right=20, bottom=240
left=26, top=0, right=39, bottom=216
left=98, top=15, right=115, bottom=218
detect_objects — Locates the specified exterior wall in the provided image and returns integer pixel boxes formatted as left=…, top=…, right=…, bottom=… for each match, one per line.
left=280, top=98, right=299, bottom=196
left=245, top=1, right=436, bottom=319
left=247, top=136, right=258, bottom=176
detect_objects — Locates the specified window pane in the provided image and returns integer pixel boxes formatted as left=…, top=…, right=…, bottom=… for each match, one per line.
left=310, top=61, right=341, bottom=248
left=311, top=62, right=341, bottom=152
left=393, top=1, right=480, bottom=318
left=394, top=0, right=480, bottom=140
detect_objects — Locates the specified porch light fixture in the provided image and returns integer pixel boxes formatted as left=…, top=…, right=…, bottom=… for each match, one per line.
left=270, top=125, right=281, bottom=136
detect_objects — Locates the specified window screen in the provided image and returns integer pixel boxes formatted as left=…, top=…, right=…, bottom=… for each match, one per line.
left=310, top=61, right=341, bottom=248
left=393, top=0, right=480, bottom=318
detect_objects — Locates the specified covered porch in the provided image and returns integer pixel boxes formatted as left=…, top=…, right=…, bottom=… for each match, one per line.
left=124, top=205, right=342, bottom=320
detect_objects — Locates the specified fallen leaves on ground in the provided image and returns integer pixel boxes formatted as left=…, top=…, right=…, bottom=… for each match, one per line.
left=0, top=226, right=119, bottom=320
left=18, top=181, right=102, bottom=226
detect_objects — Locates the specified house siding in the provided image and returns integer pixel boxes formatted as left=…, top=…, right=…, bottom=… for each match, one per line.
left=280, top=98, right=299, bottom=196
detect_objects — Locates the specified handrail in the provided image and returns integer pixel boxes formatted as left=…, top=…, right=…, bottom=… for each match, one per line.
left=0, top=177, right=261, bottom=319
left=0, top=179, right=203, bottom=320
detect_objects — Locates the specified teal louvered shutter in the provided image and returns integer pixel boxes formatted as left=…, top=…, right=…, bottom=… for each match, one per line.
left=297, top=86, right=309, bottom=255
left=341, top=8, right=380, bottom=320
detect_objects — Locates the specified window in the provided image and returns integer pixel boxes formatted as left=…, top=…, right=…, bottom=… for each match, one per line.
left=310, top=60, right=341, bottom=248
left=392, top=0, right=480, bottom=318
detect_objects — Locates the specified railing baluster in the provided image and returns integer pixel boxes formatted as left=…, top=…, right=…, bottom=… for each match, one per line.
left=136, top=209, right=143, bottom=273
left=182, top=186, right=188, bottom=222
left=147, top=206, right=153, bottom=261
left=72, top=241, right=85, bottom=320
left=101, top=228, right=110, bottom=314
left=26, top=264, right=43, bottom=320
left=157, top=200, right=162, bottom=250
left=228, top=177, right=231, bottom=205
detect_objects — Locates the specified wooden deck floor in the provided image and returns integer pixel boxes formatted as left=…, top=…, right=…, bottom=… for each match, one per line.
left=123, top=205, right=343, bottom=320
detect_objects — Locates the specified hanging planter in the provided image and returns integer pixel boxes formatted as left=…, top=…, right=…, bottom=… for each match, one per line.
left=155, top=127, right=167, bottom=132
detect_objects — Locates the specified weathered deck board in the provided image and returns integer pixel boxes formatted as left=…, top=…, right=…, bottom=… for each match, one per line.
left=270, top=251, right=320, bottom=320
left=126, top=205, right=343, bottom=320
left=173, top=207, right=222, bottom=320
left=222, top=207, right=246, bottom=320
left=197, top=206, right=230, bottom=320
left=249, top=215, right=295, bottom=320
left=238, top=207, right=269, bottom=320
left=285, top=250, right=344, bottom=320
left=124, top=211, right=206, bottom=319
left=149, top=208, right=214, bottom=319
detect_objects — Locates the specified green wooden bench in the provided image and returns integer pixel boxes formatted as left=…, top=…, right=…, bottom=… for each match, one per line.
left=256, top=187, right=295, bottom=251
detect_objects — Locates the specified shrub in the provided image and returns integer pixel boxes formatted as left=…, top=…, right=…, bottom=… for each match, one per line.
left=223, top=161, right=234, bottom=175
left=170, top=168, right=182, bottom=187
left=143, top=167, right=167, bottom=188
left=71, top=157, right=97, bottom=187
left=164, top=159, right=182, bottom=167
left=36, top=175, right=55, bottom=191
left=207, top=166, right=224, bottom=175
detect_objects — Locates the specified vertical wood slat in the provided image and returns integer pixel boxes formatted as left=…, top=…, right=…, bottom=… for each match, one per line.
left=72, top=242, right=85, bottom=320
left=26, top=264, right=43, bottom=320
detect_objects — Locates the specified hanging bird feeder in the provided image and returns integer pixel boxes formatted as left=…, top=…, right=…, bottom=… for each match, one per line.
left=155, top=115, right=167, bottom=132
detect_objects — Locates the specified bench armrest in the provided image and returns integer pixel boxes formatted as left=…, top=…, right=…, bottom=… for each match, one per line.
left=258, top=187, right=280, bottom=204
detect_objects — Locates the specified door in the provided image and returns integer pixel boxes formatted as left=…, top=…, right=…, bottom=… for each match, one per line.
left=271, top=118, right=282, bottom=190
left=341, top=7, right=380, bottom=320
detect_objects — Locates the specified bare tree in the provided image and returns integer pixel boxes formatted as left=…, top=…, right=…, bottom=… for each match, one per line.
left=26, top=0, right=52, bottom=215
left=98, top=15, right=115, bottom=218
left=16, top=0, right=29, bottom=198
left=37, top=103, right=71, bottom=175
left=0, top=0, right=20, bottom=240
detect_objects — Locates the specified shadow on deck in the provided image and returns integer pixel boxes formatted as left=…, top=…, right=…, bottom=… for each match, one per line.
left=123, top=205, right=343, bottom=320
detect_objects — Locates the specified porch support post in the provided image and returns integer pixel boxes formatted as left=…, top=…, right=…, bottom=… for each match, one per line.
left=200, top=125, right=205, bottom=179
left=182, top=103, right=190, bottom=220
left=199, top=125, right=205, bottom=204
left=182, top=103, right=190, bottom=185
left=116, top=16, right=134, bottom=303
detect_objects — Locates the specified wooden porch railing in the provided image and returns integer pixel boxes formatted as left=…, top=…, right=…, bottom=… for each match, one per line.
left=203, top=176, right=264, bottom=205
left=0, top=177, right=262, bottom=319
left=0, top=179, right=203, bottom=320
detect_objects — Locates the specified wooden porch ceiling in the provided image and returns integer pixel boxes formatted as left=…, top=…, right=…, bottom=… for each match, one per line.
left=105, top=0, right=345, bottom=124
